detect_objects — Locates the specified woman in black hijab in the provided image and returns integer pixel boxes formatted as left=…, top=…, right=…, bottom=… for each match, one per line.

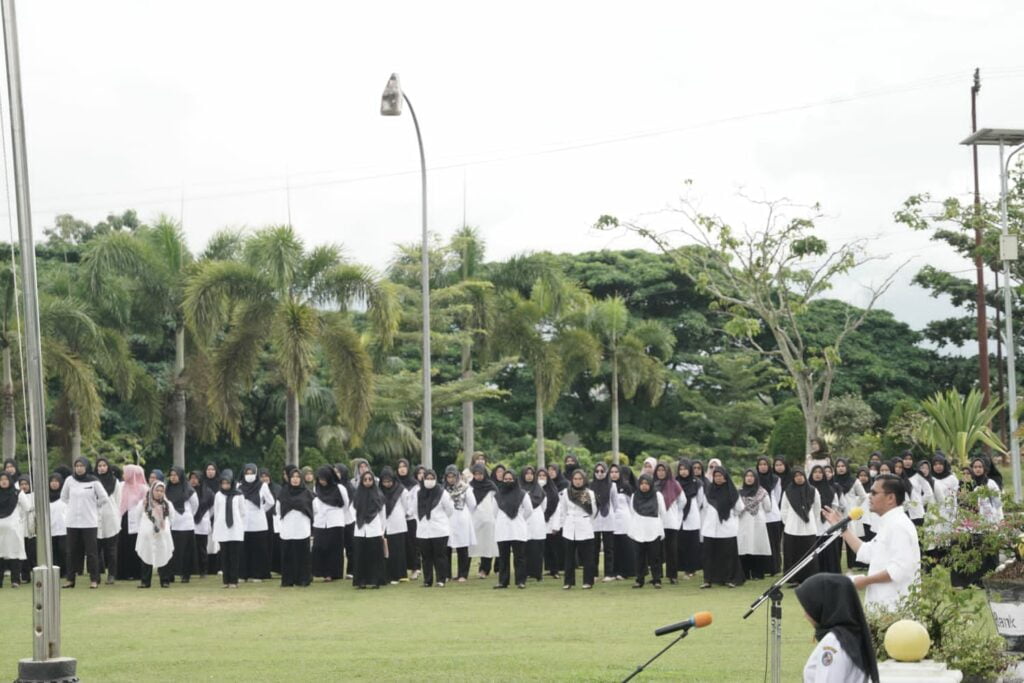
left=351, top=469, right=386, bottom=589
left=520, top=466, right=547, bottom=582
left=189, top=470, right=215, bottom=579
left=311, top=465, right=348, bottom=583
left=335, top=463, right=356, bottom=580
left=699, top=465, right=745, bottom=588
left=93, top=457, right=122, bottom=585
left=415, top=468, right=453, bottom=588
left=589, top=461, right=615, bottom=582
left=277, top=468, right=314, bottom=587
left=379, top=467, right=408, bottom=584
left=202, top=462, right=219, bottom=495
left=546, top=464, right=568, bottom=491
left=237, top=463, right=273, bottom=582
left=608, top=464, right=636, bottom=581
left=809, top=465, right=842, bottom=574
left=542, top=464, right=565, bottom=579
left=395, top=459, right=421, bottom=578
left=164, top=465, right=198, bottom=584
left=756, top=456, right=783, bottom=575
left=795, top=573, right=879, bottom=683
left=780, top=467, right=821, bottom=587
left=48, top=473, right=68, bottom=579
left=675, top=460, right=704, bottom=579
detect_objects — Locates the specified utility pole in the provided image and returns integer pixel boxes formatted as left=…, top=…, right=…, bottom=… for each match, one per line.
left=971, top=69, right=992, bottom=413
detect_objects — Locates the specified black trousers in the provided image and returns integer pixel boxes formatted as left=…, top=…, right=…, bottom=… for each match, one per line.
left=677, top=529, right=702, bottom=573
left=417, top=536, right=448, bottom=586
left=220, top=541, right=242, bottom=585
left=242, top=530, right=271, bottom=579
left=594, top=530, right=615, bottom=578
left=51, top=536, right=67, bottom=579
left=563, top=537, right=595, bottom=586
left=766, top=521, right=783, bottom=575
left=139, top=561, right=173, bottom=587
left=280, top=538, right=312, bottom=587
left=525, top=539, right=544, bottom=580
left=544, top=530, right=564, bottom=575
left=194, top=533, right=209, bottom=576
left=312, top=526, right=344, bottom=579
left=98, top=534, right=118, bottom=578
left=352, top=535, right=385, bottom=588
left=405, top=520, right=420, bottom=570
left=21, top=536, right=36, bottom=582
left=741, top=554, right=771, bottom=580
left=662, top=529, right=678, bottom=580
left=614, top=533, right=637, bottom=578
left=635, top=539, right=663, bottom=585
left=170, top=530, right=196, bottom=580
left=66, top=527, right=99, bottom=585
left=497, top=540, right=525, bottom=587
left=447, top=546, right=470, bottom=580
left=0, top=558, right=19, bottom=585
left=479, top=556, right=493, bottom=574
left=782, top=533, right=819, bottom=584
left=343, top=524, right=355, bottom=575
left=385, top=532, right=408, bottom=581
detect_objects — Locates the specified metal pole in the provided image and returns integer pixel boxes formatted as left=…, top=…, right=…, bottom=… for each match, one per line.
left=403, top=92, right=431, bottom=470
left=999, top=139, right=1022, bottom=502
left=996, top=268, right=1008, bottom=444
left=2, top=2, right=77, bottom=679
left=971, top=69, right=992, bottom=411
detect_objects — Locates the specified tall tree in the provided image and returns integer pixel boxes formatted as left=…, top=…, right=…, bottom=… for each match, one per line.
left=184, top=225, right=399, bottom=466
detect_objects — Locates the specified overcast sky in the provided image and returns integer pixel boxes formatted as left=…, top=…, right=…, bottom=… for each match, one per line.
left=6, top=1, right=1024, bottom=353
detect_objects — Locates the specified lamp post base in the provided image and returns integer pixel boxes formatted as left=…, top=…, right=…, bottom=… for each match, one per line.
left=16, top=657, right=78, bottom=683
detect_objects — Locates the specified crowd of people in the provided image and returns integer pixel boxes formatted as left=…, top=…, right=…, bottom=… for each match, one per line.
left=0, top=440, right=1003, bottom=600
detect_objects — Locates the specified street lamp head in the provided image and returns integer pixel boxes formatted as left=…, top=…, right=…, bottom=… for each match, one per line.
left=381, top=73, right=403, bottom=116
left=960, top=128, right=1024, bottom=146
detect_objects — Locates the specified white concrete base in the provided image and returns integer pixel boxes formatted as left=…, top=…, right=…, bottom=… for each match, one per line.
left=878, top=659, right=963, bottom=682
left=998, top=659, right=1024, bottom=683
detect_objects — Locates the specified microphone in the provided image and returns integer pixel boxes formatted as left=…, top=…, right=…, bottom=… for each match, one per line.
left=821, top=507, right=864, bottom=536
left=654, top=611, right=712, bottom=636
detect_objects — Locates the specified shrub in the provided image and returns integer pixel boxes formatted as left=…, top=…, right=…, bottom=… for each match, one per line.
left=767, top=405, right=805, bottom=464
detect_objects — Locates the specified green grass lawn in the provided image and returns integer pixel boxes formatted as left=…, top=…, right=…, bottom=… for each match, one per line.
left=1, top=563, right=817, bottom=681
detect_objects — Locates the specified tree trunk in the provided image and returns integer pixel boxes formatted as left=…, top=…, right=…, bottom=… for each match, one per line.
left=611, top=353, right=620, bottom=465
left=535, top=380, right=545, bottom=469
left=171, top=324, right=186, bottom=469
left=2, top=345, right=14, bottom=461
left=285, top=387, right=300, bottom=467
left=70, top=409, right=81, bottom=464
left=461, top=341, right=474, bottom=461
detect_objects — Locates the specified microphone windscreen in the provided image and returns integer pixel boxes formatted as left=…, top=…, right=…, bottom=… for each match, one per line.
left=694, top=611, right=713, bottom=628
left=849, top=507, right=864, bottom=521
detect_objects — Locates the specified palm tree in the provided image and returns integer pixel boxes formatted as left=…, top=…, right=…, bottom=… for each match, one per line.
left=588, top=296, right=675, bottom=463
left=184, top=225, right=399, bottom=466
left=494, top=277, right=600, bottom=467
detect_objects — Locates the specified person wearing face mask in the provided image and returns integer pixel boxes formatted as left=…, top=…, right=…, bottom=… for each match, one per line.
left=491, top=469, right=532, bottom=589
left=589, top=462, right=617, bottom=583
left=523, top=467, right=548, bottom=582
left=557, top=468, right=598, bottom=589
left=48, top=473, right=68, bottom=579
left=237, top=463, right=274, bottom=583
left=415, top=469, right=454, bottom=587
left=443, top=464, right=475, bottom=583
left=61, top=457, right=110, bottom=589
left=467, top=463, right=498, bottom=579
left=134, top=481, right=174, bottom=589
left=212, top=470, right=246, bottom=588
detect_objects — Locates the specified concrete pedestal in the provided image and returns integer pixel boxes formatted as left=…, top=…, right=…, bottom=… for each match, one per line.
left=15, top=657, right=78, bottom=683
left=878, top=659, right=962, bottom=682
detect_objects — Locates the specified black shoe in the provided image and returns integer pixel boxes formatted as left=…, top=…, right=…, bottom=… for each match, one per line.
left=669, top=578, right=677, bottom=585
left=160, top=582, right=169, bottom=588
left=421, top=583, right=433, bottom=588
left=138, top=584, right=150, bottom=589
left=632, top=582, right=644, bottom=589
left=493, top=584, right=508, bottom=589
left=181, top=577, right=190, bottom=584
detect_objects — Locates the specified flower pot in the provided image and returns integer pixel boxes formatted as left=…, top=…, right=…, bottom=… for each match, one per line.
left=983, top=575, right=1024, bottom=654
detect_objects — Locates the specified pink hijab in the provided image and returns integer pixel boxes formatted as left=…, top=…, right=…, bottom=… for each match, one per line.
left=119, top=464, right=149, bottom=516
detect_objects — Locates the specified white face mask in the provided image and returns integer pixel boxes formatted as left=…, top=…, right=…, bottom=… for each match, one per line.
left=423, top=478, right=436, bottom=489
left=244, top=473, right=256, bottom=483
left=537, top=478, right=548, bottom=487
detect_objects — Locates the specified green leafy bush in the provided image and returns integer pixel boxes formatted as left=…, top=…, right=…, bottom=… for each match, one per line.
left=767, top=405, right=805, bottom=464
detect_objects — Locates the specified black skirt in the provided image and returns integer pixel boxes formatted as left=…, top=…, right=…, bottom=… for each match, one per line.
left=782, top=533, right=819, bottom=584
left=384, top=532, right=408, bottom=581
left=612, top=533, right=636, bottom=578
left=677, top=529, right=702, bottom=573
left=766, top=520, right=783, bottom=575
left=311, top=526, right=344, bottom=579
left=701, top=537, right=744, bottom=585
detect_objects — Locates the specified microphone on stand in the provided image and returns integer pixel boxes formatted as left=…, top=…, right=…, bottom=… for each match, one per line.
left=654, top=611, right=713, bottom=636
left=821, top=506, right=864, bottom=536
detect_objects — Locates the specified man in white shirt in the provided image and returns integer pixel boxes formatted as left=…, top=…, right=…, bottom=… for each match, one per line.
left=823, top=474, right=920, bottom=612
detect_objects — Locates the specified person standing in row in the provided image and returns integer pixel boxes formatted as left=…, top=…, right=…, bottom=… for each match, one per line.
left=833, top=458, right=867, bottom=570
left=700, top=465, right=745, bottom=589
left=0, top=471, right=30, bottom=587
left=396, top=459, right=422, bottom=580
left=200, top=462, right=221, bottom=574
left=676, top=460, right=704, bottom=580
left=558, top=468, right=597, bottom=589
left=757, top=457, right=783, bottom=575
left=17, top=475, right=35, bottom=584
left=94, top=457, right=122, bottom=586
left=523, top=467, right=548, bottom=582
left=62, top=457, right=109, bottom=589
left=810, top=465, right=843, bottom=574
left=737, top=468, right=772, bottom=580
left=468, top=463, right=498, bottom=579
left=352, top=469, right=387, bottom=589
left=544, top=464, right=568, bottom=577
left=312, top=465, right=349, bottom=582
left=135, top=481, right=174, bottom=589
left=492, top=468, right=532, bottom=589
left=277, top=468, right=314, bottom=588
left=189, top=471, right=214, bottom=579
left=238, top=463, right=274, bottom=582
left=628, top=473, right=668, bottom=589
left=212, top=470, right=245, bottom=589
left=415, top=469, right=453, bottom=588
left=48, top=473, right=68, bottom=579
left=117, top=464, right=149, bottom=582
left=590, top=462, right=616, bottom=582
left=609, top=464, right=635, bottom=581
left=653, top=463, right=683, bottom=585
left=165, top=466, right=198, bottom=584
left=444, top=464, right=474, bottom=583
left=927, top=453, right=958, bottom=568
left=780, top=467, right=821, bottom=587
left=334, top=463, right=357, bottom=580
left=380, top=467, right=408, bottom=584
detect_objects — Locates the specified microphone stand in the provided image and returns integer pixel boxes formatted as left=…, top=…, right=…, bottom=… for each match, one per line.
left=621, top=629, right=694, bottom=683
left=742, top=526, right=849, bottom=683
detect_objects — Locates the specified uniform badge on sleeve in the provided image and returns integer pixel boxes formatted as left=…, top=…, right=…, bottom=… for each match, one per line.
left=821, top=645, right=837, bottom=666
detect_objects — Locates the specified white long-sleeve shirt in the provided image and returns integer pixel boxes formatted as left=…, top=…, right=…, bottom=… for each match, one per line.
left=97, top=481, right=122, bottom=540
left=659, top=490, right=684, bottom=531
left=383, top=493, right=408, bottom=535
left=855, top=506, right=921, bottom=611
left=212, top=492, right=247, bottom=543
left=353, top=507, right=387, bottom=538
left=626, top=492, right=669, bottom=543
left=415, top=490, right=454, bottom=539
left=976, top=479, right=1003, bottom=523
left=239, top=483, right=274, bottom=532
left=780, top=488, right=822, bottom=537
left=802, top=632, right=868, bottom=683
left=526, top=496, right=547, bottom=541
left=556, top=489, right=598, bottom=541
left=493, top=494, right=533, bottom=543
left=905, top=474, right=934, bottom=521
left=765, top=479, right=783, bottom=524
left=169, top=493, right=199, bottom=532
left=930, top=474, right=959, bottom=533
left=60, top=477, right=110, bottom=529
left=591, top=483, right=617, bottom=533
left=312, top=486, right=349, bottom=529
left=49, top=498, right=67, bottom=537
left=611, top=487, right=631, bottom=534
left=276, top=504, right=312, bottom=540
left=700, top=497, right=745, bottom=539
left=681, top=487, right=705, bottom=532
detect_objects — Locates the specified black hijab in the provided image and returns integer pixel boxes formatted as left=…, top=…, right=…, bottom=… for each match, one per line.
left=795, top=574, right=879, bottom=683
left=705, top=465, right=739, bottom=523
left=238, top=463, right=262, bottom=506
left=95, top=457, right=119, bottom=495
left=279, top=474, right=315, bottom=522
left=756, top=456, right=779, bottom=493
left=772, top=456, right=792, bottom=490
left=191, top=470, right=215, bottom=523
left=931, top=452, right=952, bottom=480
left=490, top=464, right=507, bottom=485
left=2, top=457, right=18, bottom=479
left=833, top=458, right=855, bottom=495
left=218, top=469, right=240, bottom=528
left=983, top=455, right=1005, bottom=489
left=416, top=470, right=443, bottom=520
left=690, top=460, right=707, bottom=492
left=676, top=460, right=701, bottom=518
left=612, top=464, right=634, bottom=497
left=379, top=467, right=404, bottom=517
left=335, top=464, right=356, bottom=503
left=541, top=467, right=560, bottom=521
left=915, top=460, right=934, bottom=488
left=396, top=458, right=417, bottom=491
left=563, top=455, right=579, bottom=479
left=469, top=463, right=497, bottom=504
left=589, top=463, right=612, bottom=516
left=548, top=464, right=568, bottom=491
left=631, top=473, right=659, bottom=517
left=49, top=472, right=63, bottom=503
left=567, top=471, right=593, bottom=514
left=202, top=461, right=220, bottom=494
left=0, top=472, right=17, bottom=518
left=315, top=465, right=347, bottom=508
left=496, top=471, right=526, bottom=519
left=165, top=466, right=196, bottom=515
left=809, top=465, right=837, bottom=510
left=353, top=472, right=384, bottom=528
left=519, top=467, right=546, bottom=508
left=784, top=467, right=815, bottom=523
left=971, top=457, right=991, bottom=488
left=71, top=456, right=97, bottom=483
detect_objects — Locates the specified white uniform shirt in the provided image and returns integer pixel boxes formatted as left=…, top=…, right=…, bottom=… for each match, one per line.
left=276, top=504, right=313, bottom=540
left=658, top=488, right=684, bottom=531
left=97, top=480, right=122, bottom=540
left=466, top=489, right=499, bottom=556
left=50, top=498, right=67, bottom=537
left=20, top=490, right=35, bottom=539
left=169, top=492, right=199, bottom=532
left=681, top=486, right=705, bottom=532
left=61, top=477, right=110, bottom=529
left=556, top=489, right=597, bottom=541
left=312, top=486, right=349, bottom=529
left=803, top=632, right=868, bottom=683
left=737, top=493, right=773, bottom=556
left=780, top=488, right=822, bottom=537
left=855, top=505, right=920, bottom=611
left=525, top=495, right=547, bottom=541
left=700, top=497, right=745, bottom=539
left=133, top=499, right=173, bottom=568
left=239, top=482, right=274, bottom=532
left=765, top=478, right=783, bottom=524
left=445, top=487, right=476, bottom=548
left=353, top=506, right=387, bottom=538
left=493, top=494, right=533, bottom=543
left=976, top=479, right=1003, bottom=523
left=626, top=492, right=668, bottom=543
left=212, top=492, right=247, bottom=543
left=0, top=491, right=30, bottom=559
left=383, top=491, right=408, bottom=535
left=611, top=487, right=631, bottom=534
left=905, top=474, right=934, bottom=521
left=415, top=489, right=454, bottom=539
left=929, top=474, right=959, bottom=533
left=591, top=481, right=617, bottom=532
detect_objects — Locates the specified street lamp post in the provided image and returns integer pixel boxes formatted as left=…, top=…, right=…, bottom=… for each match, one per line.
left=381, top=73, right=432, bottom=469
left=961, top=127, right=1024, bottom=503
